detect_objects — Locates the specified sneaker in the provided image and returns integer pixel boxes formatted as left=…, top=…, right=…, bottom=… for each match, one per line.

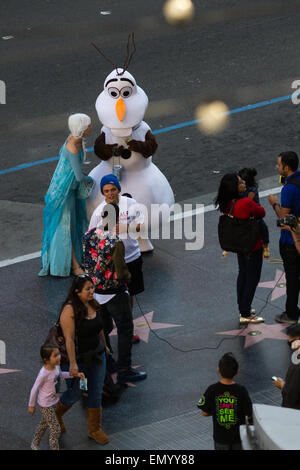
left=31, top=443, right=40, bottom=450
left=117, top=368, right=147, bottom=384
left=240, top=314, right=264, bottom=324
left=275, top=312, right=298, bottom=324
left=132, top=334, right=140, bottom=344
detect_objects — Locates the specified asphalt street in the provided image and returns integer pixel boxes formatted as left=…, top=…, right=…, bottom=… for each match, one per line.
left=0, top=0, right=300, bottom=452
left=1, top=0, right=300, bottom=208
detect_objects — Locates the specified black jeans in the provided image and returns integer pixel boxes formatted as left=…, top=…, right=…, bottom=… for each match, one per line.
left=280, top=242, right=300, bottom=321
left=214, top=441, right=242, bottom=450
left=100, top=291, right=133, bottom=370
left=237, top=248, right=263, bottom=317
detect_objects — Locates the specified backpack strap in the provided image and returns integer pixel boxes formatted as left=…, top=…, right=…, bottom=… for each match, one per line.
left=228, top=200, right=237, bottom=217
left=286, top=176, right=300, bottom=189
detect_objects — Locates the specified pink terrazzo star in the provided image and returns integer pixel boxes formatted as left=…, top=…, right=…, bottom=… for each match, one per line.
left=258, top=269, right=286, bottom=300
left=0, top=369, right=21, bottom=375
left=110, top=311, right=182, bottom=343
left=216, top=323, right=290, bottom=349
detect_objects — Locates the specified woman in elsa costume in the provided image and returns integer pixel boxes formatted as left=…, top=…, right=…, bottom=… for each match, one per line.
left=39, top=114, right=94, bottom=277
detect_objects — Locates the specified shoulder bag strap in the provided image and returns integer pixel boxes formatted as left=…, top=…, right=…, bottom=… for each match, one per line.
left=286, top=176, right=300, bottom=189
left=228, top=199, right=237, bottom=217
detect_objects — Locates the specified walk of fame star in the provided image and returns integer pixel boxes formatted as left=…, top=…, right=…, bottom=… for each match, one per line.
left=0, top=369, right=21, bottom=375
left=216, top=323, right=290, bottom=348
left=110, top=311, right=182, bottom=343
left=258, top=269, right=286, bottom=300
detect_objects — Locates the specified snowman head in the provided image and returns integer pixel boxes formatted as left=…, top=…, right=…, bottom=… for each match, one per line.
left=96, top=68, right=148, bottom=137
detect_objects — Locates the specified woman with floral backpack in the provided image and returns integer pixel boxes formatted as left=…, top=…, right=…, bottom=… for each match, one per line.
left=83, top=202, right=147, bottom=384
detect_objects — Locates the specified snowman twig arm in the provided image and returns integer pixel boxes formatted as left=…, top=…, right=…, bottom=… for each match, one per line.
left=94, top=132, right=116, bottom=161
left=128, top=130, right=158, bottom=158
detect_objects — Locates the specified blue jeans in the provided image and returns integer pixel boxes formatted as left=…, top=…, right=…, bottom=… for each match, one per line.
left=60, top=352, right=106, bottom=408
left=237, top=248, right=263, bottom=317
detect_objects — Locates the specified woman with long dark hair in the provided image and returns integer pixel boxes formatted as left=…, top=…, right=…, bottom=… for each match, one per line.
left=55, top=274, right=110, bottom=445
left=215, top=173, right=266, bottom=324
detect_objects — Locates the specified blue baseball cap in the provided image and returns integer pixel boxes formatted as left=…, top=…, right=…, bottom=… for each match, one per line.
left=100, top=174, right=121, bottom=194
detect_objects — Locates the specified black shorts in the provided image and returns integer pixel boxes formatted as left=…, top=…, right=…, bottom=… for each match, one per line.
left=126, top=256, right=144, bottom=296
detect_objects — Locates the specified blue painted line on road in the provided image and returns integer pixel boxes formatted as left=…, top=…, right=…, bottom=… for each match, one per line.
left=0, top=93, right=293, bottom=176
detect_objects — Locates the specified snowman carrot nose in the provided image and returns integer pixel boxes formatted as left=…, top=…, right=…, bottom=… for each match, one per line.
left=116, top=97, right=126, bottom=121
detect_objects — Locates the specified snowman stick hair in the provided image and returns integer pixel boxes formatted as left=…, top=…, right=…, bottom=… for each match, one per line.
left=91, top=42, right=118, bottom=70
left=91, top=33, right=136, bottom=75
left=122, top=33, right=136, bottom=73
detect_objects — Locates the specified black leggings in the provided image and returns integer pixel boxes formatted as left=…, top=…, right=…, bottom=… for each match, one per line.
left=237, top=248, right=263, bottom=317
left=100, top=292, right=133, bottom=370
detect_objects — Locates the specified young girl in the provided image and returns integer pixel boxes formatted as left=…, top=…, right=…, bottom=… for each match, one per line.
left=28, top=344, right=84, bottom=450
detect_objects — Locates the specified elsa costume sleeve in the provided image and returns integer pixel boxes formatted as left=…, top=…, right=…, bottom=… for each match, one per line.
left=68, top=152, right=92, bottom=183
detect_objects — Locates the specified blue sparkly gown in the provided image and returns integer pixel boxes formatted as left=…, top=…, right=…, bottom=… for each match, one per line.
left=39, top=142, right=90, bottom=277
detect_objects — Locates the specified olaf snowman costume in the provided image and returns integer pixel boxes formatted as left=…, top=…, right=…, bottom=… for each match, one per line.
left=86, top=68, right=175, bottom=252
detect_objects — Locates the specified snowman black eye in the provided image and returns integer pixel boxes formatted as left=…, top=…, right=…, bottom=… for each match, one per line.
left=120, top=86, right=132, bottom=98
left=108, top=87, right=120, bottom=99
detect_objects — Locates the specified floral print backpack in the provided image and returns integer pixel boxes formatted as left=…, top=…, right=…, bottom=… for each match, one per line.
left=83, top=228, right=126, bottom=294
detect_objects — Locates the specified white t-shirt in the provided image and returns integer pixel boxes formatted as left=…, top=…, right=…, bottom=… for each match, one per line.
left=94, top=292, right=116, bottom=305
left=94, top=290, right=129, bottom=305
left=89, top=195, right=144, bottom=264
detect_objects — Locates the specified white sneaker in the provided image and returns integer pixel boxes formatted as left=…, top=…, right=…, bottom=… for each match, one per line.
left=31, top=442, right=40, bottom=450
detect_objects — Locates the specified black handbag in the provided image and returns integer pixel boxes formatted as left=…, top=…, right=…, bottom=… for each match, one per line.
left=218, top=200, right=261, bottom=254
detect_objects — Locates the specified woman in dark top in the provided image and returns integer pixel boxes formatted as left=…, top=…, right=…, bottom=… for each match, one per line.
left=55, top=275, right=110, bottom=445
left=215, top=173, right=266, bottom=325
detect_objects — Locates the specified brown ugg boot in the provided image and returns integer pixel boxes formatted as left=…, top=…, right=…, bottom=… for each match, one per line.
left=87, top=408, right=109, bottom=445
left=55, top=400, right=72, bottom=433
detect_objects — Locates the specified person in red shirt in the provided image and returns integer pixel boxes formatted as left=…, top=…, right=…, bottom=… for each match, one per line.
left=215, top=173, right=266, bottom=324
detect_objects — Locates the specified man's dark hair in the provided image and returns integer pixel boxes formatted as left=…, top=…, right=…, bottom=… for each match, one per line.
left=279, top=151, right=299, bottom=173
left=218, top=352, right=239, bottom=379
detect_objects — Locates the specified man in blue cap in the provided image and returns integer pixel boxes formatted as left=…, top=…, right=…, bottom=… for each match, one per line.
left=88, top=174, right=146, bottom=384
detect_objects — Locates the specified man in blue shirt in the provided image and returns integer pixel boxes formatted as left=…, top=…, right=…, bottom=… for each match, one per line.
left=269, top=151, right=300, bottom=324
